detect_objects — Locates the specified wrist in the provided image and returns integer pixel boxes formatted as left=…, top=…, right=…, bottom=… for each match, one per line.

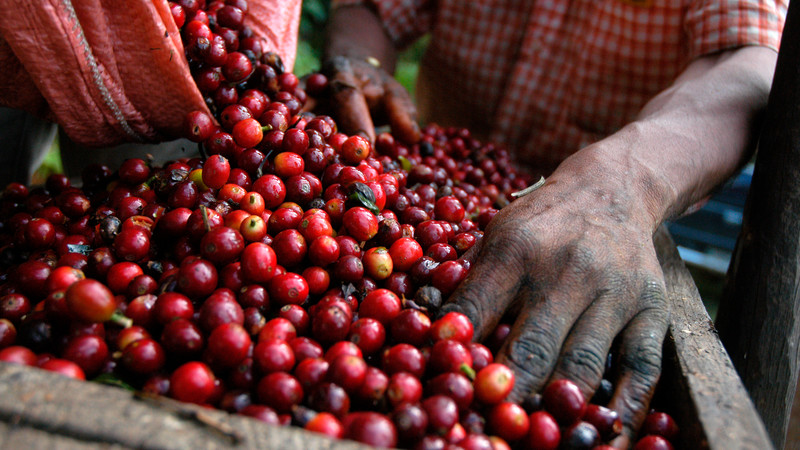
left=550, top=130, right=677, bottom=232
left=324, top=4, right=397, bottom=72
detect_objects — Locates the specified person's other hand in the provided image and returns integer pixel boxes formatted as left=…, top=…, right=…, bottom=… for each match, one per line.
left=443, top=158, right=670, bottom=448
left=320, top=56, right=420, bottom=145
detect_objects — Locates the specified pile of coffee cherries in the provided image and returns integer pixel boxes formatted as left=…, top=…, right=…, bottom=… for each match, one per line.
left=0, top=1, right=679, bottom=449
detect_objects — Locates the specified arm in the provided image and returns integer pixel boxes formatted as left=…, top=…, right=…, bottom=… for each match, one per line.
left=444, top=45, right=776, bottom=447
left=321, top=4, right=420, bottom=143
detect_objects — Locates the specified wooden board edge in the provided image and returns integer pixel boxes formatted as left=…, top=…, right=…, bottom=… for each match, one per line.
left=0, top=361, right=368, bottom=450
left=655, top=226, right=773, bottom=449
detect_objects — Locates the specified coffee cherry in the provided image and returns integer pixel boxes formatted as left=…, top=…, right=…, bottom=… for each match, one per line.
left=202, top=155, right=231, bottom=189
left=170, top=361, right=216, bottom=404
left=185, top=110, right=215, bottom=142
left=343, top=411, right=397, bottom=448
left=525, top=410, right=561, bottom=450
left=541, top=379, right=588, bottom=427
left=634, top=435, right=675, bottom=450
left=474, top=363, right=515, bottom=405
left=65, top=279, right=117, bottom=324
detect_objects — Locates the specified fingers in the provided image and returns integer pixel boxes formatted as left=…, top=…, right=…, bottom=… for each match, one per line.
left=607, top=284, right=670, bottom=448
left=440, top=226, right=539, bottom=342
left=547, top=293, right=633, bottom=400
left=383, top=79, right=420, bottom=144
left=323, top=57, right=377, bottom=142
left=494, top=289, right=577, bottom=402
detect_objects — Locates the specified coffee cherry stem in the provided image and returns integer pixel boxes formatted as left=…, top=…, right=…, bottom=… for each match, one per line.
left=200, top=205, right=211, bottom=232
left=460, top=363, right=476, bottom=381
left=110, top=311, right=134, bottom=329
left=510, top=176, right=546, bottom=199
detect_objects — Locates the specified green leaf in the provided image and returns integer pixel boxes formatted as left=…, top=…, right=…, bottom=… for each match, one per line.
left=93, top=373, right=136, bottom=391
left=398, top=155, right=412, bottom=172
left=347, top=182, right=379, bottom=215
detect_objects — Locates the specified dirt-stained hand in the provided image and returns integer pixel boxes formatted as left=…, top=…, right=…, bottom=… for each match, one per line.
left=442, top=164, right=670, bottom=448
left=319, top=56, right=420, bottom=145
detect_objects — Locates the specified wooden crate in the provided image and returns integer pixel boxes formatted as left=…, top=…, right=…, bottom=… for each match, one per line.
left=0, top=228, right=772, bottom=449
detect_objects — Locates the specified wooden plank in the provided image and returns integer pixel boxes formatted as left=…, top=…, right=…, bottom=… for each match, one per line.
left=0, top=228, right=770, bottom=449
left=655, top=227, right=773, bottom=449
left=0, top=362, right=366, bottom=450
left=714, top=1, right=800, bottom=447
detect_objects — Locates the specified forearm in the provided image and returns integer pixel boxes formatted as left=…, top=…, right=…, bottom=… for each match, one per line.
left=324, top=4, right=398, bottom=73
left=553, top=46, right=777, bottom=230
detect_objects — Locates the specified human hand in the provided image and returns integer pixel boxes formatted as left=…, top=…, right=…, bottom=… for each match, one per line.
left=442, top=161, right=670, bottom=447
left=319, top=56, right=420, bottom=145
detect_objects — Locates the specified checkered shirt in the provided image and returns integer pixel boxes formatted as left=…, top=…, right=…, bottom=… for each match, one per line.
left=332, top=0, right=787, bottom=168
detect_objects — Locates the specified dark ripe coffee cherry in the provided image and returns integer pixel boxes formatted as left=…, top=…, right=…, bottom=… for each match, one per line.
left=0, top=293, right=32, bottom=323
left=185, top=110, right=215, bottom=143
left=257, top=372, right=304, bottom=413
left=526, top=410, right=560, bottom=450
left=61, top=334, right=109, bottom=377
left=358, top=288, right=401, bottom=325
left=641, top=411, right=679, bottom=441
left=294, top=357, right=329, bottom=392
left=633, top=435, right=675, bottom=450
left=121, top=338, right=166, bottom=375
left=422, top=395, right=459, bottom=435
left=389, top=309, right=430, bottom=347
left=382, top=343, right=425, bottom=379
left=583, top=404, right=622, bottom=441
left=429, top=339, right=473, bottom=375
left=561, top=421, right=600, bottom=449
left=206, top=322, right=251, bottom=368
left=223, top=52, right=253, bottom=83
left=65, top=279, right=116, bottom=324
left=343, top=411, right=397, bottom=448
left=200, top=226, right=244, bottom=265
left=326, top=354, right=368, bottom=394
left=486, top=401, right=530, bottom=442
left=304, top=73, right=328, bottom=97
left=542, top=379, right=587, bottom=426
left=0, top=318, right=16, bottom=348
left=311, top=303, right=352, bottom=345
left=392, top=403, right=428, bottom=443
left=170, top=361, right=216, bottom=404
left=426, top=372, right=474, bottom=411
left=591, top=378, right=615, bottom=405
left=216, top=5, right=245, bottom=29
left=385, top=371, right=423, bottom=408
left=40, top=358, right=85, bottom=380
left=177, top=257, right=218, bottom=298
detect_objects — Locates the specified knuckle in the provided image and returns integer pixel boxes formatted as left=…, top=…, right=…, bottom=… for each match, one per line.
left=321, top=55, right=352, bottom=76
left=480, top=225, right=539, bottom=267
left=502, top=327, right=560, bottom=383
left=440, top=291, right=485, bottom=326
left=564, top=242, right=599, bottom=276
left=639, top=278, right=668, bottom=312
left=622, top=341, right=662, bottom=382
left=558, top=345, right=607, bottom=391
